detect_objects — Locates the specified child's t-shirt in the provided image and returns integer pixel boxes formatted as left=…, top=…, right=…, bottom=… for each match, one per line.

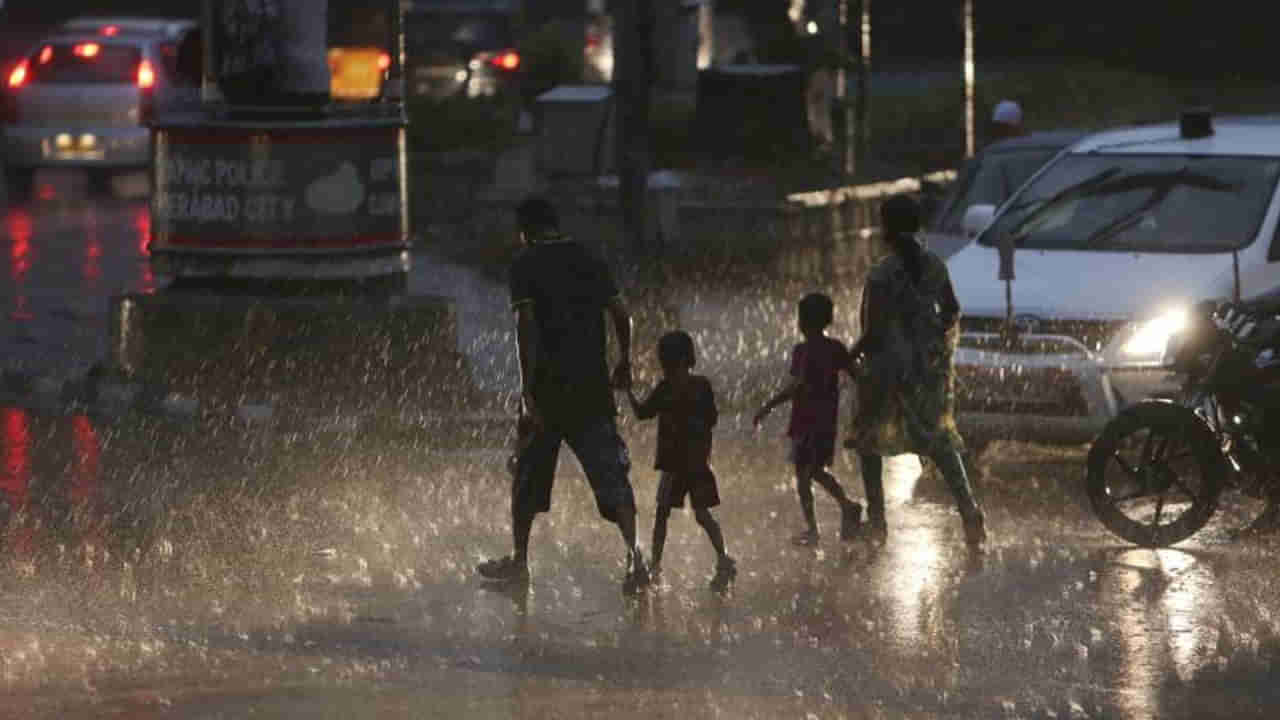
left=635, top=375, right=718, bottom=473
left=788, top=336, right=850, bottom=438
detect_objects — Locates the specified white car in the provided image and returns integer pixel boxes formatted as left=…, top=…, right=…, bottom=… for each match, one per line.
left=1, top=18, right=195, bottom=194
left=946, top=111, right=1280, bottom=446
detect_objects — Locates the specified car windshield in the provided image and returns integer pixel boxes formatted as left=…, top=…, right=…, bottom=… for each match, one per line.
left=27, top=42, right=142, bottom=85
left=931, top=147, right=1061, bottom=234
left=980, top=154, right=1280, bottom=253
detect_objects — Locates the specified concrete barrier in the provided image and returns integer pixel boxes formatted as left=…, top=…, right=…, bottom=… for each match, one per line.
left=107, top=290, right=475, bottom=414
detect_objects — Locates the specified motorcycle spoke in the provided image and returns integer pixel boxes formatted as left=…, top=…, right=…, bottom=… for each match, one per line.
left=1150, top=432, right=1171, bottom=463
left=1111, top=451, right=1143, bottom=480
left=1150, top=493, right=1168, bottom=537
left=1169, top=476, right=1202, bottom=502
left=1139, top=429, right=1157, bottom=466
left=1107, top=451, right=1151, bottom=501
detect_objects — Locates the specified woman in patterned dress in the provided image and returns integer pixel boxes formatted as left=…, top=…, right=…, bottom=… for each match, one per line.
left=847, top=194, right=988, bottom=547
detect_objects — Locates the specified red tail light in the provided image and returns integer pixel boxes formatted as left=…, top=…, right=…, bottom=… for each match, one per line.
left=377, top=52, right=391, bottom=71
left=8, top=59, right=29, bottom=89
left=101, top=25, right=120, bottom=37
left=38, top=46, right=53, bottom=65
left=488, top=51, right=521, bottom=71
left=74, top=43, right=101, bottom=59
left=137, top=59, right=156, bottom=90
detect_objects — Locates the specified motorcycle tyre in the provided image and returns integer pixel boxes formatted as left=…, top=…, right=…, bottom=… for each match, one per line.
left=1086, top=401, right=1224, bottom=548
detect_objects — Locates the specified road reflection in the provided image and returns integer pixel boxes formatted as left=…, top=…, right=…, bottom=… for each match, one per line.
left=1, top=410, right=104, bottom=567
left=83, top=205, right=103, bottom=287
left=875, top=521, right=947, bottom=649
left=135, top=204, right=155, bottom=294
left=2, top=407, right=33, bottom=556
left=7, top=207, right=33, bottom=322
left=1099, top=548, right=1222, bottom=720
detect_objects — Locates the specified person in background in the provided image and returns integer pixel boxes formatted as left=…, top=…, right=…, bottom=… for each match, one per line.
left=624, top=331, right=736, bottom=591
left=478, top=195, right=650, bottom=594
left=755, top=293, right=864, bottom=547
left=846, top=195, right=988, bottom=548
left=989, top=99, right=1025, bottom=145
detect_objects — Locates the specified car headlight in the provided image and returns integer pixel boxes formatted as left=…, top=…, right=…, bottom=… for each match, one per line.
left=1123, top=308, right=1187, bottom=357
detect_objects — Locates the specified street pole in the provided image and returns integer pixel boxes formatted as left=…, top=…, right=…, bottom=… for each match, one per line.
left=855, top=0, right=870, bottom=177
left=837, top=0, right=852, bottom=177
left=614, top=0, right=653, bottom=255
left=964, top=0, right=975, bottom=158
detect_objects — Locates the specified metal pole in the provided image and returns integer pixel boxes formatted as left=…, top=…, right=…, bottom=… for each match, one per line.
left=964, top=0, right=975, bottom=158
left=837, top=0, right=851, bottom=177
left=855, top=0, right=870, bottom=176
left=614, top=0, right=652, bottom=254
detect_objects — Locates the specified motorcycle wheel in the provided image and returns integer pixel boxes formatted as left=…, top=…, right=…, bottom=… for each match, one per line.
left=1086, top=401, right=1223, bottom=547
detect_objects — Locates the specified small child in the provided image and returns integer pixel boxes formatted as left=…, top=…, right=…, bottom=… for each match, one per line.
left=625, top=330, right=736, bottom=590
left=754, top=293, right=863, bottom=546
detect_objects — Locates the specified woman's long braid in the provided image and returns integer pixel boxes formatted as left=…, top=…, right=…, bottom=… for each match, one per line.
left=895, top=231, right=925, bottom=285
left=881, top=195, right=925, bottom=285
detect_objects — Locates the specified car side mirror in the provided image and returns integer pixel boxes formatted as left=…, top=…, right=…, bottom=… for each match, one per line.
left=961, top=204, right=996, bottom=238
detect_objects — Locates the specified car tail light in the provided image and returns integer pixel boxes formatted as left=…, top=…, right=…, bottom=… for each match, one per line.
left=7, top=59, right=28, bottom=89
left=74, top=43, right=101, bottom=59
left=38, top=46, right=53, bottom=65
left=378, top=52, right=391, bottom=71
left=137, top=59, right=156, bottom=90
left=137, top=59, right=156, bottom=125
left=1, top=63, right=20, bottom=123
left=101, top=25, right=120, bottom=37
left=488, top=50, right=521, bottom=71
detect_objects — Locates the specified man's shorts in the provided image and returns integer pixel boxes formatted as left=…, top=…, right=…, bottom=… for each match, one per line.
left=513, top=416, right=637, bottom=523
left=657, top=469, right=721, bottom=511
left=790, top=431, right=837, bottom=469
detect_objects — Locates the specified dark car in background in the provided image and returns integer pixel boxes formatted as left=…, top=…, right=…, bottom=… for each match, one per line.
left=405, top=1, right=522, bottom=99
left=922, top=130, right=1085, bottom=258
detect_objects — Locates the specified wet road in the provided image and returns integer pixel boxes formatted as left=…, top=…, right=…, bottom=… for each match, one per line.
left=1, top=173, right=156, bottom=378
left=3, top=183, right=1280, bottom=719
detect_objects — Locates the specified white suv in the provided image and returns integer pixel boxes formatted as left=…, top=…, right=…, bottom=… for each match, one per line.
left=946, top=112, right=1280, bottom=446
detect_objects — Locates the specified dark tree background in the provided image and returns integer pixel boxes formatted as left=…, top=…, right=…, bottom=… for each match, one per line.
left=715, top=0, right=1266, bottom=79
left=1, top=0, right=1268, bottom=78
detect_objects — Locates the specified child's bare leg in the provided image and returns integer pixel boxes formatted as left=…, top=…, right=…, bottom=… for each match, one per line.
left=693, top=507, right=727, bottom=560
left=651, top=505, right=671, bottom=571
left=795, top=466, right=818, bottom=535
left=813, top=469, right=856, bottom=508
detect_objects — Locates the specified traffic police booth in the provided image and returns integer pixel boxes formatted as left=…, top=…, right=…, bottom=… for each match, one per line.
left=108, top=0, right=468, bottom=415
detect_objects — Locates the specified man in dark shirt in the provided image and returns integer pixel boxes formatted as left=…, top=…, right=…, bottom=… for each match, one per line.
left=477, top=195, right=649, bottom=592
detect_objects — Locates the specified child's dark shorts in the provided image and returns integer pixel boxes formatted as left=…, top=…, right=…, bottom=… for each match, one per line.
left=790, top=431, right=837, bottom=469
left=657, top=468, right=720, bottom=510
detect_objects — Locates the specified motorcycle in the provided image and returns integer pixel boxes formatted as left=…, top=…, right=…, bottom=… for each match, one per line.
left=1086, top=298, right=1280, bottom=547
